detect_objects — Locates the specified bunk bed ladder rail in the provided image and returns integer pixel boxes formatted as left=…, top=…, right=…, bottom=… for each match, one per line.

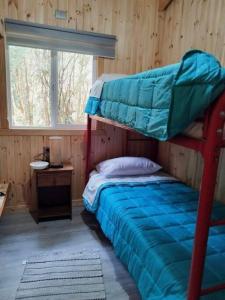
left=85, top=115, right=92, bottom=184
left=187, top=91, right=225, bottom=300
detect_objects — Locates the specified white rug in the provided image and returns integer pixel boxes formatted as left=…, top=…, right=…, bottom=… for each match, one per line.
left=15, top=252, right=106, bottom=300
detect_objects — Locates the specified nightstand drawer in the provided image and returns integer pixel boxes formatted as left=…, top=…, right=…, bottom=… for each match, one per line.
left=55, top=173, right=71, bottom=186
left=37, top=174, right=55, bottom=187
left=37, top=172, right=71, bottom=187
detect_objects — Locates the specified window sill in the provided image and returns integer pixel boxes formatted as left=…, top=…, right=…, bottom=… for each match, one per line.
left=0, top=128, right=103, bottom=136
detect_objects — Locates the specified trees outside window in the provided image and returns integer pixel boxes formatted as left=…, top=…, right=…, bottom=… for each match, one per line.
left=58, top=51, right=92, bottom=125
left=8, top=45, right=93, bottom=128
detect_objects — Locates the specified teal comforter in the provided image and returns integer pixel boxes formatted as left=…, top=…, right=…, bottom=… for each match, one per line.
left=85, top=181, right=225, bottom=299
left=85, top=50, right=225, bottom=140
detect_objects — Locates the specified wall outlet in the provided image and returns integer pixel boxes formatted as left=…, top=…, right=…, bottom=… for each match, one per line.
left=55, top=10, right=67, bottom=20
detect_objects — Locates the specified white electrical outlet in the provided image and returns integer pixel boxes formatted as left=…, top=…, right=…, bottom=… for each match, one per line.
left=55, top=10, right=67, bottom=20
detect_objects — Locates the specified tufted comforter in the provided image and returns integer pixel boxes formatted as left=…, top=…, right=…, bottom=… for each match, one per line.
left=85, top=50, right=225, bottom=140
left=84, top=178, right=225, bottom=299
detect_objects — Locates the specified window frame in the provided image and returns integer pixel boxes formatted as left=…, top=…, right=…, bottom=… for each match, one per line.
left=5, top=43, right=96, bottom=130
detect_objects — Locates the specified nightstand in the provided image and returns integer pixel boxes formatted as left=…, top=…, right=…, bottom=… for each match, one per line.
left=0, top=183, right=10, bottom=218
left=32, top=164, right=73, bottom=223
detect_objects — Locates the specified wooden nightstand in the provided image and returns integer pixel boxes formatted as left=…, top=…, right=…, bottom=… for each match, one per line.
left=32, top=164, right=73, bottom=223
left=0, top=183, right=10, bottom=218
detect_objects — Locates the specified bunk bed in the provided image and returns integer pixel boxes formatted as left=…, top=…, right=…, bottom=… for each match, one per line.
left=83, top=50, right=225, bottom=300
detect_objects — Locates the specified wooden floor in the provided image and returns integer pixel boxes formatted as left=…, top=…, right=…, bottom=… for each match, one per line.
left=0, top=206, right=141, bottom=300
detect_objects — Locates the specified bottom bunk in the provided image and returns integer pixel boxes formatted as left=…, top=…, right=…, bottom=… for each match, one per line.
left=83, top=171, right=225, bottom=300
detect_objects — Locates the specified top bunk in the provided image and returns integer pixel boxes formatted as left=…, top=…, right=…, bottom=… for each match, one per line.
left=85, top=50, right=225, bottom=154
left=89, top=102, right=225, bottom=153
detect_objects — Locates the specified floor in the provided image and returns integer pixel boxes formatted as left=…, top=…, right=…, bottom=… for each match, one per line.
left=0, top=206, right=141, bottom=300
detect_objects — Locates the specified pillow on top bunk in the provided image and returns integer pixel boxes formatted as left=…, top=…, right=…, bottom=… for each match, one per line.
left=96, top=157, right=162, bottom=177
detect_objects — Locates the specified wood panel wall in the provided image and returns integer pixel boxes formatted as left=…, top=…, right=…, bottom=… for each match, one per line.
left=157, top=0, right=225, bottom=202
left=0, top=128, right=126, bottom=208
left=0, top=0, right=159, bottom=209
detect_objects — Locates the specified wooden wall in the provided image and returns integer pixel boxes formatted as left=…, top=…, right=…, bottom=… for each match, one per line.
left=0, top=0, right=159, bottom=209
left=0, top=0, right=159, bottom=74
left=0, top=127, right=127, bottom=208
left=157, top=0, right=225, bottom=202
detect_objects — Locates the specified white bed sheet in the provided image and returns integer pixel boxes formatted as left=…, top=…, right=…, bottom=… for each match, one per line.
left=83, top=170, right=178, bottom=208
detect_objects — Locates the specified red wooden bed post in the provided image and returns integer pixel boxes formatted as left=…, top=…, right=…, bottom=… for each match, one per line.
left=85, top=115, right=92, bottom=184
left=187, top=92, right=225, bottom=300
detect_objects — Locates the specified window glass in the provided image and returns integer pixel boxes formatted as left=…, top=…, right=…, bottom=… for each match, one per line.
left=7, top=46, right=93, bottom=128
left=8, top=45, right=51, bottom=127
left=57, top=52, right=93, bottom=125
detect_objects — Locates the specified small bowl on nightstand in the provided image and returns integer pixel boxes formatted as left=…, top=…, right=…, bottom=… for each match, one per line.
left=30, top=161, right=49, bottom=170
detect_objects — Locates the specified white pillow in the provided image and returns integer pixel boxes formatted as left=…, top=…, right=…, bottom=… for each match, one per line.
left=96, top=157, right=162, bottom=177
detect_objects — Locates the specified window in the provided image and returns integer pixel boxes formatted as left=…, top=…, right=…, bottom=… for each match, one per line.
left=5, top=19, right=116, bottom=129
left=7, top=45, right=94, bottom=128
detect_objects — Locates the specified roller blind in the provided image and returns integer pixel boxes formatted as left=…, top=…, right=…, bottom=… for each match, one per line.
left=5, top=19, right=116, bottom=58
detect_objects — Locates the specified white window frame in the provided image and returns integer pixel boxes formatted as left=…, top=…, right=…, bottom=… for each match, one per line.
left=5, top=43, right=97, bottom=130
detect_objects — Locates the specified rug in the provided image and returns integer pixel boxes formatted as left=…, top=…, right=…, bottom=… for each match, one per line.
left=15, top=251, right=106, bottom=300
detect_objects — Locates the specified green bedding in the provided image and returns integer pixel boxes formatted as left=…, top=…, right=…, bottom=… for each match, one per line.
left=85, top=50, right=225, bottom=140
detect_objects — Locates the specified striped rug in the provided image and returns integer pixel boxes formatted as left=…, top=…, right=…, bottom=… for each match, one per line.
left=15, top=252, right=106, bottom=300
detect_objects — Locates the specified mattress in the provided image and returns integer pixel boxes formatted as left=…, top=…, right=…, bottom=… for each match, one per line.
left=93, top=181, right=225, bottom=299
left=85, top=50, right=225, bottom=141
left=184, top=121, right=203, bottom=139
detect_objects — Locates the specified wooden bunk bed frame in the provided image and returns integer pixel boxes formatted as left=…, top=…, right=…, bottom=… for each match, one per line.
left=85, top=91, right=225, bottom=300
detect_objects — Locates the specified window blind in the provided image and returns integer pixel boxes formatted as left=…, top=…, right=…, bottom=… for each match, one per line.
left=5, top=19, right=116, bottom=58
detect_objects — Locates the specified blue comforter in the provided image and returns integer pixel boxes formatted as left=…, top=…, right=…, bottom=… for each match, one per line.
left=84, top=181, right=225, bottom=299
left=85, top=50, right=225, bottom=140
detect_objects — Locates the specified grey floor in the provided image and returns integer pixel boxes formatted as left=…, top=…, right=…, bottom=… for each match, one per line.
left=0, top=206, right=141, bottom=300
